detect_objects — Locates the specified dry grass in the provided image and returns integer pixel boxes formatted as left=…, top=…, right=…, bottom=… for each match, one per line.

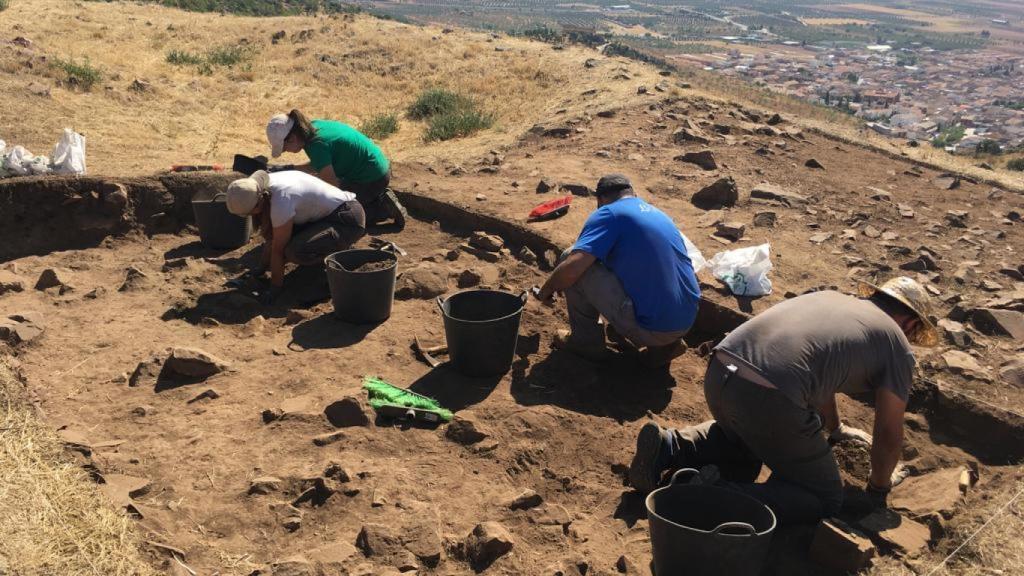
left=0, top=0, right=661, bottom=176
left=0, top=358, right=155, bottom=576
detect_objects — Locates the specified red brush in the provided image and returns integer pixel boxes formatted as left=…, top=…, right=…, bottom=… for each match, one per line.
left=528, top=195, right=573, bottom=222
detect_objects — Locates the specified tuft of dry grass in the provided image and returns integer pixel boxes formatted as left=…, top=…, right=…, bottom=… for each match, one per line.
left=0, top=358, right=155, bottom=576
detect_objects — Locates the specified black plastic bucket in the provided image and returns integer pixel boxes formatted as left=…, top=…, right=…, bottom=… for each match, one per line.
left=437, top=290, right=528, bottom=377
left=325, top=249, right=398, bottom=324
left=192, top=192, right=252, bottom=250
left=646, top=469, right=776, bottom=576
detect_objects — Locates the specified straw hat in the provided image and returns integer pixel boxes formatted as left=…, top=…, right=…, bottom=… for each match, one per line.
left=858, top=276, right=939, bottom=347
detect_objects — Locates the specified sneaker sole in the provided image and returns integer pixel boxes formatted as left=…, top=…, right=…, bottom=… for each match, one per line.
left=629, top=422, right=664, bottom=494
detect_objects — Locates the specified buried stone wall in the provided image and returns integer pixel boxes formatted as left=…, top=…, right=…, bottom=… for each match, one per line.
left=0, top=172, right=237, bottom=261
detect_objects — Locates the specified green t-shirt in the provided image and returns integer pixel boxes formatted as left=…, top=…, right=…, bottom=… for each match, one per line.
left=304, top=119, right=390, bottom=184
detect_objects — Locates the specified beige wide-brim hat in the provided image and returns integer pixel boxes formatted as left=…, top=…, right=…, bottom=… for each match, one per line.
left=266, top=113, right=294, bottom=158
left=858, top=276, right=939, bottom=347
left=226, top=170, right=270, bottom=216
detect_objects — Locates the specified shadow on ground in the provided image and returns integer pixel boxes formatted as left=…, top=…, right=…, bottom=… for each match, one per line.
left=289, top=313, right=379, bottom=350
left=510, top=349, right=674, bottom=422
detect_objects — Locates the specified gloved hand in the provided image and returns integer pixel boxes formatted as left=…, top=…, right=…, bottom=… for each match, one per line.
left=829, top=423, right=873, bottom=447
left=260, top=285, right=283, bottom=306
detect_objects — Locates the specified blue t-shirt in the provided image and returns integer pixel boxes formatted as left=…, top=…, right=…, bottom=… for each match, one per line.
left=573, top=197, right=700, bottom=333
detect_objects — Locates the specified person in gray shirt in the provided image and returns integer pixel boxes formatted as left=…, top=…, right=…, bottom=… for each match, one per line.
left=628, top=276, right=938, bottom=524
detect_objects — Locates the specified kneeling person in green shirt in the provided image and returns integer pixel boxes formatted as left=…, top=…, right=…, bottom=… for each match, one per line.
left=266, top=109, right=407, bottom=228
left=226, top=170, right=366, bottom=304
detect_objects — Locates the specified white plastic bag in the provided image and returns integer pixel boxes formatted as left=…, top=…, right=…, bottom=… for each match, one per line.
left=708, top=243, right=773, bottom=296
left=3, top=145, right=32, bottom=176
left=680, top=231, right=707, bottom=273
left=51, top=128, right=86, bottom=175
left=29, top=155, right=52, bottom=175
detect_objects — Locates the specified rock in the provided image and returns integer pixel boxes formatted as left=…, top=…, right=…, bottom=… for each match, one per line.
left=934, top=176, right=960, bottom=191
left=868, top=187, right=892, bottom=202
left=508, top=489, right=543, bottom=510
left=750, top=183, right=807, bottom=206
left=584, top=58, right=598, bottom=68
left=312, top=431, right=346, bottom=447
left=129, top=78, right=152, bottom=93
left=937, top=319, right=971, bottom=348
left=536, top=179, right=554, bottom=194
left=285, top=309, right=314, bottom=325
left=356, top=524, right=418, bottom=570
left=560, top=183, right=592, bottom=197
left=808, top=520, right=876, bottom=573
left=899, top=253, right=938, bottom=272
left=970, top=308, right=1024, bottom=339
left=596, top=109, right=616, bottom=118
left=248, top=476, right=283, bottom=495
left=941, top=350, right=987, bottom=379
left=129, top=357, right=161, bottom=387
left=0, top=313, right=45, bottom=345
left=445, top=413, right=488, bottom=445
left=457, top=269, right=482, bottom=288
left=469, top=232, right=504, bottom=252
left=945, top=210, right=969, bottom=228
left=753, top=211, right=776, bottom=228
left=118, top=266, right=149, bottom=292
left=517, top=247, right=538, bottom=265
left=34, top=268, right=71, bottom=292
left=270, top=556, right=314, bottom=576
left=541, top=125, right=572, bottom=138
left=891, top=467, right=966, bottom=521
left=99, top=473, right=152, bottom=508
left=898, top=203, right=915, bottom=218
left=671, top=127, right=710, bottom=145
left=163, top=347, right=229, bottom=378
left=308, top=542, right=358, bottom=572
left=460, top=244, right=501, bottom=263
left=863, top=225, right=882, bottom=239
left=465, top=522, right=514, bottom=570
left=857, top=509, right=931, bottom=557
left=999, top=356, right=1024, bottom=388
left=954, top=262, right=978, bottom=285
left=675, top=150, right=717, bottom=171
left=0, top=270, right=26, bottom=295
left=475, top=193, right=487, bottom=201
left=714, top=221, right=745, bottom=242
left=766, top=113, right=783, bottom=125
left=981, top=279, right=1003, bottom=292
left=395, top=264, right=448, bottom=299
left=402, top=517, right=443, bottom=567
left=805, top=158, right=825, bottom=170
left=808, top=232, right=833, bottom=244
left=187, top=388, right=220, bottom=403
left=323, top=396, right=370, bottom=427
left=691, top=177, right=738, bottom=210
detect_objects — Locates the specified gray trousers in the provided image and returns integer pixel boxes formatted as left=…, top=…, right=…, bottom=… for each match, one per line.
left=668, top=358, right=843, bottom=525
left=285, top=201, right=366, bottom=266
left=564, top=255, right=688, bottom=350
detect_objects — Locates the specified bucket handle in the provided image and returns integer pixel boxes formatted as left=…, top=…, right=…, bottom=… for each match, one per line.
left=518, top=290, right=528, bottom=307
left=436, top=296, right=446, bottom=314
left=711, top=522, right=757, bottom=536
left=668, top=468, right=701, bottom=485
left=212, top=192, right=227, bottom=202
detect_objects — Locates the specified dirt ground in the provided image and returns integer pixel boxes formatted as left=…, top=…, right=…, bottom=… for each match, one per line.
left=2, top=32, right=1024, bottom=576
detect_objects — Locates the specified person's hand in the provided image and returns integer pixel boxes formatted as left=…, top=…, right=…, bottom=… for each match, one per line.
left=259, top=285, right=283, bottom=306
left=829, top=423, right=873, bottom=447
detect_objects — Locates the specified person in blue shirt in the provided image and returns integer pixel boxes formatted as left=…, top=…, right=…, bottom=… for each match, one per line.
left=536, top=174, right=701, bottom=367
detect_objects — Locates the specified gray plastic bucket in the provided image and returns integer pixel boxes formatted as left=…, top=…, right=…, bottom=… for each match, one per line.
left=646, top=469, right=776, bottom=576
left=437, top=289, right=527, bottom=377
left=191, top=192, right=252, bottom=250
left=325, top=249, right=398, bottom=324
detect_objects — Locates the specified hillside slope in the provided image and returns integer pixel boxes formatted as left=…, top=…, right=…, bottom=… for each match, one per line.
left=0, top=0, right=662, bottom=175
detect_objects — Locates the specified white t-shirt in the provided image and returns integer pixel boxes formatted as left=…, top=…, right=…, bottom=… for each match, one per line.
left=268, top=171, right=357, bottom=228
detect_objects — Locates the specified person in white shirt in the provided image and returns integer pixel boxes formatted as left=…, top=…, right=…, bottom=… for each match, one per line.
left=226, top=170, right=365, bottom=302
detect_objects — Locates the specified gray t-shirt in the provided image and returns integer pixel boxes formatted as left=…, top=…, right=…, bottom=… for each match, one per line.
left=716, top=291, right=915, bottom=408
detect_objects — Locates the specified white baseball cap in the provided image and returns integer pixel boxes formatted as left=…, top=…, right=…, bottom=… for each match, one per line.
left=266, top=113, right=295, bottom=158
left=226, top=170, right=270, bottom=215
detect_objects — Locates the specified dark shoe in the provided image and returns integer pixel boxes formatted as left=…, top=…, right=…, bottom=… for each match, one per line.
left=629, top=421, right=674, bottom=494
left=380, top=189, right=407, bottom=228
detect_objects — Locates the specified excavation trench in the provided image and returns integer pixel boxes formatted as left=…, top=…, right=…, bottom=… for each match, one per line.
left=0, top=172, right=1021, bottom=573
